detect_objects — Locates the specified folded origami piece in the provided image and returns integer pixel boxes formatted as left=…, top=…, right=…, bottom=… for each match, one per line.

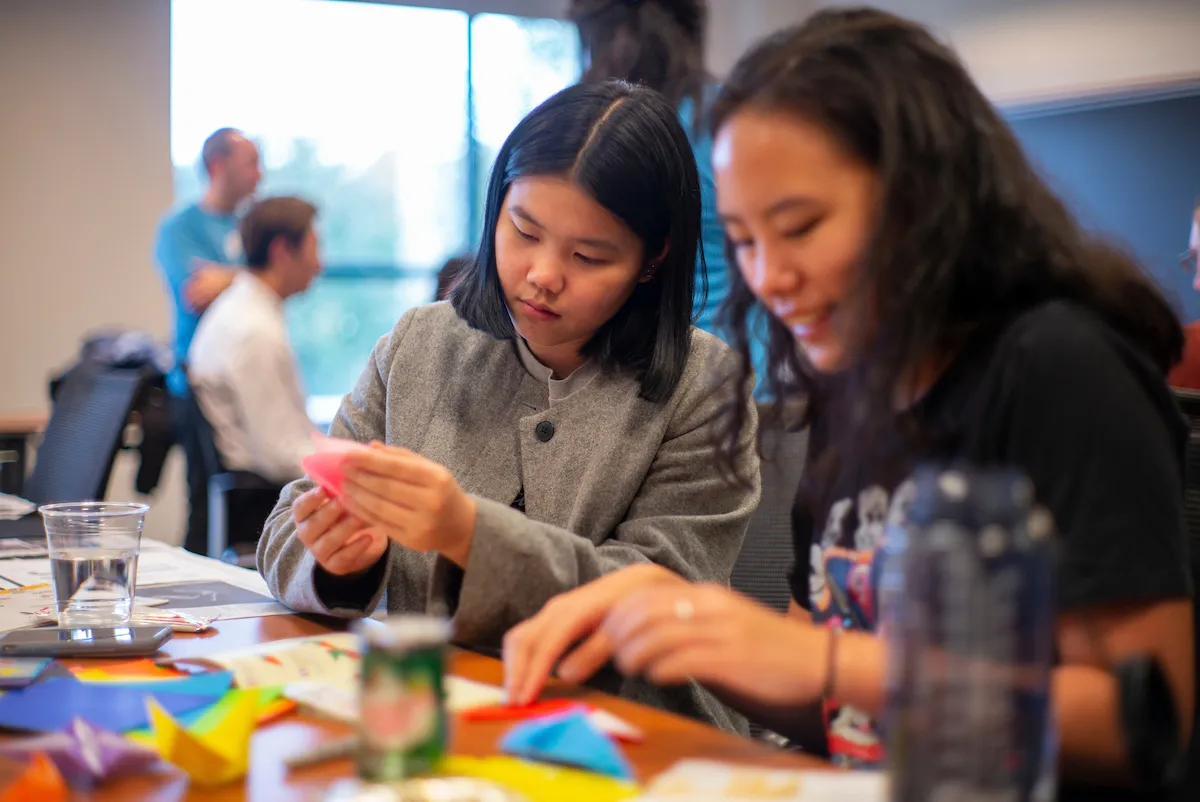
left=145, top=688, right=258, bottom=787
left=302, top=433, right=372, bottom=501
left=0, top=718, right=159, bottom=788
left=499, top=709, right=633, bottom=780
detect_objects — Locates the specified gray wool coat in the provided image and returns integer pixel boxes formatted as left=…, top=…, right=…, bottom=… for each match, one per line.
left=257, top=302, right=760, bottom=732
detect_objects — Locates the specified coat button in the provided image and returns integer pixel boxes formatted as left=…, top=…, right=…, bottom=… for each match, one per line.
left=535, top=421, right=555, bottom=442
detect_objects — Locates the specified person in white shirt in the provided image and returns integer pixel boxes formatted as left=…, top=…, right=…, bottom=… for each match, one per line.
left=188, top=196, right=322, bottom=484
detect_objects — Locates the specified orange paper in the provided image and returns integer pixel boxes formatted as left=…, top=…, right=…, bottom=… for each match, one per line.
left=0, top=753, right=67, bottom=802
left=70, top=659, right=187, bottom=683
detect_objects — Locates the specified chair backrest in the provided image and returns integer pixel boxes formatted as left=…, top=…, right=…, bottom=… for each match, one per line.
left=731, top=404, right=808, bottom=614
left=1170, top=387, right=1200, bottom=801
left=25, top=364, right=150, bottom=505
left=176, top=372, right=226, bottom=482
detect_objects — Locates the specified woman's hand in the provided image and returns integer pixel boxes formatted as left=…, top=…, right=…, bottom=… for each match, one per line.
left=339, top=444, right=478, bottom=567
left=601, top=582, right=830, bottom=708
left=503, top=563, right=687, bottom=705
left=293, top=486, right=388, bottom=576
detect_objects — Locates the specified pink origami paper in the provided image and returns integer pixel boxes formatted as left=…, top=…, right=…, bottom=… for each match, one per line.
left=302, top=433, right=372, bottom=501
left=0, top=718, right=161, bottom=788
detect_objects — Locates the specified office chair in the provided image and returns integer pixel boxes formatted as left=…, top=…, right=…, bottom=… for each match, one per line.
left=176, top=372, right=284, bottom=566
left=24, top=363, right=152, bottom=505
left=730, top=403, right=808, bottom=743
left=731, top=403, right=807, bottom=614
left=1169, top=387, right=1200, bottom=801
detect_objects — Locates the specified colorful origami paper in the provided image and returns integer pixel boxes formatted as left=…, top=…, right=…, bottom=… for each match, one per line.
left=0, top=752, right=67, bottom=802
left=436, top=755, right=640, bottom=802
left=463, top=701, right=644, bottom=743
left=69, top=659, right=187, bottom=683
left=0, top=675, right=228, bottom=733
left=462, top=699, right=579, bottom=722
left=145, top=688, right=258, bottom=787
left=0, top=718, right=159, bottom=788
left=125, top=686, right=295, bottom=748
left=0, top=659, right=49, bottom=691
left=500, top=709, right=634, bottom=780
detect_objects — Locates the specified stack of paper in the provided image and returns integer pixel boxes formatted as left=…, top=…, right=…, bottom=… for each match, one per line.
left=640, top=761, right=887, bottom=801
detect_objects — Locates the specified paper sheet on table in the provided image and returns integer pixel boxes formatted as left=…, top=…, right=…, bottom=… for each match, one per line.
left=640, top=760, right=887, bottom=801
left=284, top=674, right=506, bottom=723
left=162, top=633, right=363, bottom=687
left=0, top=541, right=291, bottom=626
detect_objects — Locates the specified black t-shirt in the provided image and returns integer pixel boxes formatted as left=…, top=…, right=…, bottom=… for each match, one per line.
left=790, top=301, right=1192, bottom=800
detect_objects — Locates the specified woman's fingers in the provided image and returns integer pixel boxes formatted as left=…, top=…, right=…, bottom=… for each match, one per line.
left=309, top=513, right=367, bottom=568
left=503, top=616, right=558, bottom=705
left=338, top=477, right=416, bottom=528
left=557, top=630, right=615, bottom=684
left=322, top=533, right=376, bottom=576
left=295, top=497, right=342, bottom=548
left=611, top=617, right=709, bottom=679
left=293, top=486, right=330, bottom=524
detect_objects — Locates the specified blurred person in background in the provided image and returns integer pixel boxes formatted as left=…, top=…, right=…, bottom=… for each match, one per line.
left=189, top=197, right=321, bottom=485
left=155, top=127, right=262, bottom=552
left=1168, top=198, right=1200, bottom=389
left=570, top=0, right=770, bottom=394
left=155, top=127, right=262, bottom=394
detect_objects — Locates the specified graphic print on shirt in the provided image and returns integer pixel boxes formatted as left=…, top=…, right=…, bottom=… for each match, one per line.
left=810, top=478, right=915, bottom=767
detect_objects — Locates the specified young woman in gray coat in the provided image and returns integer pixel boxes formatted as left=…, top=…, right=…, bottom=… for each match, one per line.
left=256, top=80, right=760, bottom=730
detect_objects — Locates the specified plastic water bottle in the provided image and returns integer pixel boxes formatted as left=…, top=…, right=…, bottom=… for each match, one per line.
left=880, top=466, right=1057, bottom=802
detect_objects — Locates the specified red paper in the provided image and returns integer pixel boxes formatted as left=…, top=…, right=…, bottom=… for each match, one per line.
left=302, top=434, right=372, bottom=500
left=460, top=699, right=583, bottom=722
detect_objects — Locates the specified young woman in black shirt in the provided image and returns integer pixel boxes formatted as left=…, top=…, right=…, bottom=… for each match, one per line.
left=504, top=8, right=1195, bottom=798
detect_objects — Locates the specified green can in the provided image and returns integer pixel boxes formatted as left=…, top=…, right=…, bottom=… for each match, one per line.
left=355, top=615, right=452, bottom=783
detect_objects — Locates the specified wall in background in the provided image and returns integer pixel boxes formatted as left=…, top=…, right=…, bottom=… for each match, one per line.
left=823, top=0, right=1200, bottom=106
left=1010, top=92, right=1200, bottom=322
left=0, top=0, right=184, bottom=543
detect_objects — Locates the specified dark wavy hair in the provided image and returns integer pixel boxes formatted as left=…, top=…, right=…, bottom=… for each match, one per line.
left=451, top=80, right=701, bottom=403
left=570, top=0, right=709, bottom=124
left=713, top=7, right=1184, bottom=475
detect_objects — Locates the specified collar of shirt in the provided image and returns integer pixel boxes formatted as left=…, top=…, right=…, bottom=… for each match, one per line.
left=232, top=270, right=286, bottom=319
left=513, top=333, right=601, bottom=405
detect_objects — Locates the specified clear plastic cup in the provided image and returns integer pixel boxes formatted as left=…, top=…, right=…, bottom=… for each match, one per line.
left=39, top=502, right=149, bottom=627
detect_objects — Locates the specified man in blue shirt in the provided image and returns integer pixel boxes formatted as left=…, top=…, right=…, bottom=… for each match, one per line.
left=154, top=127, right=262, bottom=396
left=154, top=127, right=261, bottom=553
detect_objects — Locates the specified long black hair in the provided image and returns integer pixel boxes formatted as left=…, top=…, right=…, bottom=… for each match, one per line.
left=570, top=0, right=709, bottom=124
left=712, top=7, right=1184, bottom=475
left=452, top=80, right=702, bottom=403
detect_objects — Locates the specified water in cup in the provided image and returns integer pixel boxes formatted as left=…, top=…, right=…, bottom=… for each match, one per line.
left=39, top=502, right=148, bottom=627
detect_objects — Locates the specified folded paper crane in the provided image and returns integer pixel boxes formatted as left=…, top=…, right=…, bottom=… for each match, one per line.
left=145, top=688, right=258, bottom=787
left=0, top=718, right=159, bottom=788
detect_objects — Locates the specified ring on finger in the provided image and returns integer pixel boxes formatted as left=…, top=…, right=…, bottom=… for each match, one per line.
left=674, top=598, right=695, bottom=622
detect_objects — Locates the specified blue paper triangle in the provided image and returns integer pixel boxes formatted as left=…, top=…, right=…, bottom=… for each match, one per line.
left=0, top=676, right=221, bottom=733
left=499, top=709, right=633, bottom=780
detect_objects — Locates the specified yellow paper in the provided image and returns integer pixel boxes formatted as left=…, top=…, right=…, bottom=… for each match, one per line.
left=435, top=755, right=639, bottom=802
left=145, top=688, right=258, bottom=787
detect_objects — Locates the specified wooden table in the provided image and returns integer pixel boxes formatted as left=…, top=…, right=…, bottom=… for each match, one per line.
left=5, top=615, right=822, bottom=801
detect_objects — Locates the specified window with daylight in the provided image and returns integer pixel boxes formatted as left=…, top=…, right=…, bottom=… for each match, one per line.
left=170, top=0, right=580, bottom=413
